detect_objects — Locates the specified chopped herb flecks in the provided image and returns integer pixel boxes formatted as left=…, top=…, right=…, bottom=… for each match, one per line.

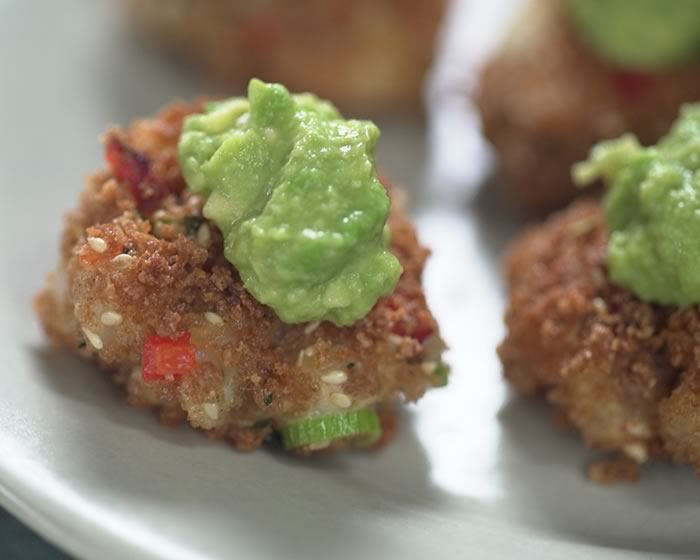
left=433, top=363, right=449, bottom=388
left=184, top=216, right=205, bottom=237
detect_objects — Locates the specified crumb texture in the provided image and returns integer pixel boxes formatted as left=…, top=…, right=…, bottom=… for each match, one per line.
left=34, top=101, right=444, bottom=452
left=499, top=200, right=700, bottom=479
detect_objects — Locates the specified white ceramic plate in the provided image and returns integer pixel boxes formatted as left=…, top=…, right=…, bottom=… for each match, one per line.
left=2, top=1, right=698, bottom=558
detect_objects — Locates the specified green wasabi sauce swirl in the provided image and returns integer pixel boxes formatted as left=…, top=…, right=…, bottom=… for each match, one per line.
left=574, top=104, right=700, bottom=307
left=178, top=79, right=401, bottom=326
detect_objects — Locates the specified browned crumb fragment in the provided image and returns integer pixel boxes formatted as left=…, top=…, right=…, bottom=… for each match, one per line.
left=588, top=456, right=640, bottom=485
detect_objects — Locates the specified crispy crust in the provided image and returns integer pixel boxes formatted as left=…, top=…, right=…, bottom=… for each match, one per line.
left=125, top=0, right=445, bottom=114
left=499, top=200, right=700, bottom=479
left=587, top=456, right=640, bottom=485
left=34, top=101, right=444, bottom=452
left=476, top=0, right=700, bottom=214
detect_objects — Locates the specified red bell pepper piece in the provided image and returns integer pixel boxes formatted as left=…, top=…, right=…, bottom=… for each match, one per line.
left=142, top=332, right=197, bottom=382
left=610, top=70, right=655, bottom=100
left=104, top=138, right=167, bottom=216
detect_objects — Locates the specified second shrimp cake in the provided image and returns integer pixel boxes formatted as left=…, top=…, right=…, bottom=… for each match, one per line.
left=499, top=104, right=700, bottom=483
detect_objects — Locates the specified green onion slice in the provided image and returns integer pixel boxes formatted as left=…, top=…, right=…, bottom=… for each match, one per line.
left=433, top=363, right=449, bottom=387
left=280, top=408, right=381, bottom=449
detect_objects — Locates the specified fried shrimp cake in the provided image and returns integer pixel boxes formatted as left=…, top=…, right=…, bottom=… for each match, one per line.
left=34, top=100, right=446, bottom=454
left=499, top=200, right=700, bottom=480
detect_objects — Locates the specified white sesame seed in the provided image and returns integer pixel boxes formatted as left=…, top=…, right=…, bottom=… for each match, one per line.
left=421, top=361, right=437, bottom=375
left=388, top=334, right=403, bottom=346
left=82, top=327, right=103, bottom=350
left=625, top=422, right=651, bottom=438
left=205, top=311, right=224, bottom=326
left=100, top=311, right=123, bottom=326
left=296, top=349, right=305, bottom=367
left=203, top=403, right=220, bottom=420
left=308, top=441, right=330, bottom=451
left=321, top=370, right=348, bottom=385
left=197, top=224, right=211, bottom=246
left=592, top=297, right=607, bottom=314
left=623, top=443, right=648, bottom=463
left=87, top=236, right=107, bottom=253
left=111, top=254, right=134, bottom=267
left=330, top=392, right=352, bottom=409
left=304, top=321, right=321, bottom=334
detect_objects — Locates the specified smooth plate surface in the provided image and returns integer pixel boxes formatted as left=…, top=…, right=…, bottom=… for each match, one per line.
left=1, top=1, right=699, bottom=559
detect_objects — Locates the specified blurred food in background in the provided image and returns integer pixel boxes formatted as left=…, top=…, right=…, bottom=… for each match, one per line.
left=125, top=0, right=446, bottom=114
left=476, top=0, right=700, bottom=214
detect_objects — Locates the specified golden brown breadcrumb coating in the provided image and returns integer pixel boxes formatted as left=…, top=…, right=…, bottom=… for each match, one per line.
left=499, top=199, right=700, bottom=479
left=476, top=0, right=700, bottom=214
left=125, top=0, right=445, bottom=114
left=34, top=101, right=445, bottom=452
left=587, top=456, right=640, bottom=485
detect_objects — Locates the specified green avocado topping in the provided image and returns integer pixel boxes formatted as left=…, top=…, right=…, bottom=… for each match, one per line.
left=566, top=0, right=700, bottom=69
left=574, top=103, right=700, bottom=307
left=178, top=79, right=401, bottom=325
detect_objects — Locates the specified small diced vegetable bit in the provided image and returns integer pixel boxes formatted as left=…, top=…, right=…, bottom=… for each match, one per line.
left=610, top=70, right=655, bottom=100
left=78, top=226, right=125, bottom=266
left=104, top=137, right=169, bottom=216
left=183, top=215, right=205, bottom=237
left=105, top=137, right=149, bottom=187
left=433, top=363, right=449, bottom=388
left=142, top=332, right=197, bottom=382
left=280, top=409, right=381, bottom=449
